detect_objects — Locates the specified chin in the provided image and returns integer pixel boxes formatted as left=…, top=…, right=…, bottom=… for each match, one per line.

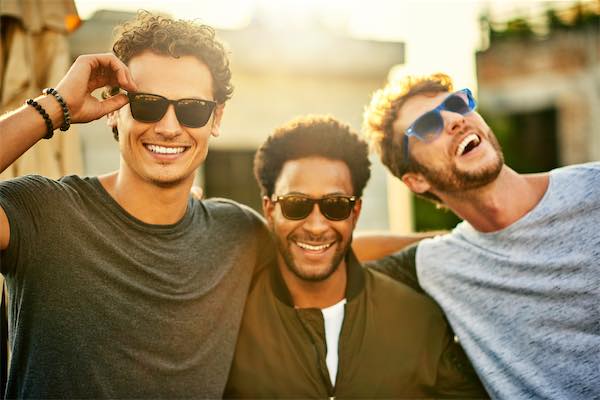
left=292, top=262, right=339, bottom=282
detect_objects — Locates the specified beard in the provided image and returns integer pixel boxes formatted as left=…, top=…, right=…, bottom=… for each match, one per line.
left=415, top=129, right=505, bottom=193
left=273, top=231, right=351, bottom=282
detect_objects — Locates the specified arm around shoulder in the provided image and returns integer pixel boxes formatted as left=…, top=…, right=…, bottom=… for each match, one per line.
left=352, top=230, right=445, bottom=262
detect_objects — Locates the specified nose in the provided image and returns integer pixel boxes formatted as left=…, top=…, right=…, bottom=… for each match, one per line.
left=442, top=110, right=466, bottom=136
left=301, top=204, right=329, bottom=236
left=154, top=105, right=182, bottom=138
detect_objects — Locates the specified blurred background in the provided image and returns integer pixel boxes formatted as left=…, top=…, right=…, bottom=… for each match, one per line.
left=1, top=0, right=599, bottom=233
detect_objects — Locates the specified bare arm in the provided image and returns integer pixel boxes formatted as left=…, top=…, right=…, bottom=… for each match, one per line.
left=352, top=230, right=446, bottom=262
left=0, top=53, right=137, bottom=251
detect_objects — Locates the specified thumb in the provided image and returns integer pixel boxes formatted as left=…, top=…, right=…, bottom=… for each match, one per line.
left=99, top=93, right=129, bottom=115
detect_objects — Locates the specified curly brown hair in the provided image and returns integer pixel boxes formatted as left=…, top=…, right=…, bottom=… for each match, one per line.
left=113, top=11, right=233, bottom=104
left=362, top=73, right=453, bottom=203
left=254, top=115, right=371, bottom=198
left=107, top=12, right=233, bottom=140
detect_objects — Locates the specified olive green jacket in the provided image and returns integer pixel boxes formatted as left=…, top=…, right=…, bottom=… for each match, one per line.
left=224, top=251, right=488, bottom=399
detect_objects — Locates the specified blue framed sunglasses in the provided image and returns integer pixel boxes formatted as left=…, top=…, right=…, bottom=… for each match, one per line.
left=404, top=88, right=477, bottom=155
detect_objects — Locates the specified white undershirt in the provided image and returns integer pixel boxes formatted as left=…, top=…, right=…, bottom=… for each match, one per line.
left=320, top=298, right=347, bottom=386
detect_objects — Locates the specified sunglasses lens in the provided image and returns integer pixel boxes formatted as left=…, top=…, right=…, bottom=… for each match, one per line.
left=320, top=197, right=353, bottom=220
left=175, top=99, right=215, bottom=128
left=412, top=111, right=443, bottom=141
left=280, top=196, right=314, bottom=220
left=443, top=94, right=470, bottom=114
left=129, top=94, right=168, bottom=123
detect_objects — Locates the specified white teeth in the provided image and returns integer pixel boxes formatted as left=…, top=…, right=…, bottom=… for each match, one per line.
left=296, top=242, right=332, bottom=251
left=456, top=134, right=480, bottom=156
left=146, top=145, right=185, bottom=155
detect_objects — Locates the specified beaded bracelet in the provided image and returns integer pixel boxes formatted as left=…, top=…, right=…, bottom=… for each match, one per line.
left=26, top=99, right=54, bottom=139
left=43, top=87, right=71, bottom=131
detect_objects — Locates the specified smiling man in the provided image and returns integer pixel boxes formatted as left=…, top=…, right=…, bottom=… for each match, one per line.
left=224, top=116, right=487, bottom=398
left=363, top=73, right=600, bottom=399
left=0, top=13, right=271, bottom=398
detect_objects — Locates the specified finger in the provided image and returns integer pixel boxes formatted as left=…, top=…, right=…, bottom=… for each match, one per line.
left=98, top=93, right=129, bottom=116
left=190, top=186, right=204, bottom=200
left=92, top=54, right=137, bottom=92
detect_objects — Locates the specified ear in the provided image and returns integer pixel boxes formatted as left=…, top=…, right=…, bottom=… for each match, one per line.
left=262, top=195, right=275, bottom=226
left=210, top=104, right=225, bottom=137
left=351, top=198, right=363, bottom=228
left=401, top=172, right=431, bottom=194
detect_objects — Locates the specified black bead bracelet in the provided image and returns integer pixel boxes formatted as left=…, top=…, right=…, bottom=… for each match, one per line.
left=26, top=99, right=54, bottom=139
left=43, top=87, right=71, bottom=131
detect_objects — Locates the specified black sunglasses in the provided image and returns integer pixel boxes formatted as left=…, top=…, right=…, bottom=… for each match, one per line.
left=271, top=194, right=357, bottom=221
left=126, top=92, right=217, bottom=128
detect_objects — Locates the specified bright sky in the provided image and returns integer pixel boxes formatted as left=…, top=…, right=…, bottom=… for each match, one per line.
left=74, top=0, right=586, bottom=90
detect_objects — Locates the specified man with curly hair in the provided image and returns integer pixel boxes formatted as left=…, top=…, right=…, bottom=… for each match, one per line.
left=0, top=12, right=272, bottom=398
left=224, top=115, right=487, bottom=398
left=362, top=73, right=600, bottom=399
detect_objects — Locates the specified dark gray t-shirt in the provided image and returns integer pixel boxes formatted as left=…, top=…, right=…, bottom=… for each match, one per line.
left=0, top=175, right=273, bottom=398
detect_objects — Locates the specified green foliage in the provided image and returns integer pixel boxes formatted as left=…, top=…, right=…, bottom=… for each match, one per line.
left=484, top=2, right=600, bottom=44
left=413, top=197, right=460, bottom=231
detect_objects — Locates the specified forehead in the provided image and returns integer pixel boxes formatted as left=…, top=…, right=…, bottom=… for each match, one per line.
left=128, top=51, right=214, bottom=100
left=392, top=91, right=450, bottom=134
left=274, top=157, right=354, bottom=196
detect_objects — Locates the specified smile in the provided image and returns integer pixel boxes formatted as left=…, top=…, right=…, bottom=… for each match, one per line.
left=456, top=133, right=481, bottom=156
left=145, top=144, right=187, bottom=155
left=294, top=241, right=334, bottom=252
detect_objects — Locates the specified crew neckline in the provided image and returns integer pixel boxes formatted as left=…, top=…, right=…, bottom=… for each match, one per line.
left=88, top=176, right=196, bottom=234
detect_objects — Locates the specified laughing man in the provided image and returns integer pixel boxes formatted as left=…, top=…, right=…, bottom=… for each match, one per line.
left=363, top=73, right=600, bottom=399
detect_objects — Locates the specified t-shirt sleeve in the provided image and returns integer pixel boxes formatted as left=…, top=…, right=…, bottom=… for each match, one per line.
left=364, top=244, right=423, bottom=293
left=0, top=175, right=56, bottom=275
left=239, top=204, right=275, bottom=278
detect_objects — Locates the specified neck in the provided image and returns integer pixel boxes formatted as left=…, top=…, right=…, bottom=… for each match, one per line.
left=279, top=258, right=347, bottom=309
left=98, top=167, right=194, bottom=225
left=438, top=165, right=550, bottom=232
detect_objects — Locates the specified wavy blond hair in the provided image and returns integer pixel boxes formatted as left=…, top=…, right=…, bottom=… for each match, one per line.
left=362, top=73, right=453, bottom=203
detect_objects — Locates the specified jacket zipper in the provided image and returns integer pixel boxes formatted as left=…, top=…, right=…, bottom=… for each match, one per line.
left=295, top=309, right=335, bottom=398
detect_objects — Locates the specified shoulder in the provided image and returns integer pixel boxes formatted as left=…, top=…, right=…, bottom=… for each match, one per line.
left=364, top=267, right=438, bottom=310
left=201, top=198, right=267, bottom=228
left=417, top=229, right=466, bottom=254
left=0, top=174, right=90, bottom=203
left=364, top=245, right=422, bottom=293
left=550, top=162, right=600, bottom=184
left=0, top=174, right=57, bottom=192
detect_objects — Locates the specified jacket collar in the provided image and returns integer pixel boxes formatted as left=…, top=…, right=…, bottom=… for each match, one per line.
left=270, top=249, right=365, bottom=307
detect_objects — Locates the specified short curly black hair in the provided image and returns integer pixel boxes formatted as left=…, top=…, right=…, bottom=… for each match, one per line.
left=254, top=115, right=371, bottom=198
left=108, top=11, right=233, bottom=140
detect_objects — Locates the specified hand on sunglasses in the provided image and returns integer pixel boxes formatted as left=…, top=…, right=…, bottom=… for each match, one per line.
left=55, top=53, right=138, bottom=124
left=403, top=88, right=477, bottom=154
left=271, top=194, right=358, bottom=221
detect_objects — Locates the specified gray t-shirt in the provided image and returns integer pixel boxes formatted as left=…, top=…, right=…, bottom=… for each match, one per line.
left=0, top=175, right=273, bottom=398
left=418, top=162, right=600, bottom=399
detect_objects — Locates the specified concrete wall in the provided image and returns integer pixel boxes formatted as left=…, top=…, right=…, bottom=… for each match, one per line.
left=477, top=30, right=600, bottom=165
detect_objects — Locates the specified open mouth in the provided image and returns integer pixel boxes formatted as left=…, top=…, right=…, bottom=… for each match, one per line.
left=455, top=133, right=481, bottom=157
left=294, top=241, right=334, bottom=252
left=145, top=144, right=187, bottom=155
